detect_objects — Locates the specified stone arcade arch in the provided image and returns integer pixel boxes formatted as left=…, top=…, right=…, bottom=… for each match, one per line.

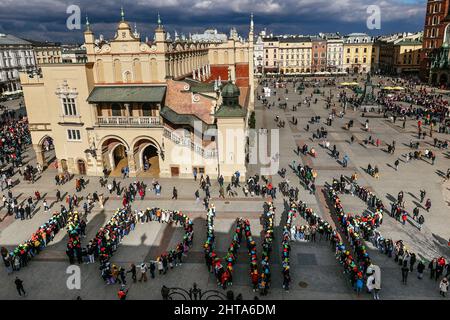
left=132, top=137, right=161, bottom=177
left=34, top=135, right=55, bottom=168
left=100, top=136, right=130, bottom=176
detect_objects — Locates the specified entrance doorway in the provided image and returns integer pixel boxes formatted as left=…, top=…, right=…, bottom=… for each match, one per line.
left=141, top=144, right=159, bottom=176
left=112, top=144, right=128, bottom=176
left=61, top=159, right=68, bottom=172
left=77, top=160, right=86, bottom=175
left=171, top=166, right=180, bottom=177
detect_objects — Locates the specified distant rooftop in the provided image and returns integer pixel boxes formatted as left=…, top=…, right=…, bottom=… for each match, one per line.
left=0, top=33, right=31, bottom=46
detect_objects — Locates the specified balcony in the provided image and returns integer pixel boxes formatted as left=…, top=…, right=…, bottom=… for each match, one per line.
left=96, top=116, right=161, bottom=127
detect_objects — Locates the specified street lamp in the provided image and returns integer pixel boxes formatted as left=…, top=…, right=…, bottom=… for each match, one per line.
left=84, top=142, right=97, bottom=158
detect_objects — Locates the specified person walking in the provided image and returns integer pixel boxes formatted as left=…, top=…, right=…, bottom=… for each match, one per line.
left=394, top=159, right=400, bottom=171
left=117, top=285, right=129, bottom=300
left=425, top=199, right=432, bottom=212
left=401, top=261, right=409, bottom=284
left=195, top=190, right=200, bottom=203
left=127, top=264, right=137, bottom=283
left=429, top=258, right=438, bottom=279
left=43, top=199, right=49, bottom=212
left=149, top=261, right=156, bottom=279
left=172, top=187, right=178, bottom=200
left=15, top=277, right=26, bottom=296
left=138, top=263, right=148, bottom=282
left=420, top=189, right=426, bottom=203
left=440, top=278, right=448, bottom=297
left=416, top=260, right=425, bottom=280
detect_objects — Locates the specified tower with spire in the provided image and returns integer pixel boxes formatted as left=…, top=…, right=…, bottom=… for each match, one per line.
left=248, top=13, right=255, bottom=107
left=84, top=15, right=95, bottom=55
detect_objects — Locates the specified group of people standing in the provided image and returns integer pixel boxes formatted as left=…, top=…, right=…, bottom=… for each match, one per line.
left=204, top=202, right=275, bottom=295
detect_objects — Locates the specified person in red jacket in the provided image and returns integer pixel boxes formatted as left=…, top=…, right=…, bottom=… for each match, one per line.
left=118, top=285, right=128, bottom=300
left=251, top=269, right=259, bottom=292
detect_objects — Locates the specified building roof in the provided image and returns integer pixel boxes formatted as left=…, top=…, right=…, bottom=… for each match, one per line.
left=279, top=37, right=311, bottom=43
left=0, top=33, right=31, bottom=46
left=165, top=80, right=215, bottom=124
left=262, top=37, right=279, bottom=42
left=160, top=106, right=213, bottom=130
left=215, top=81, right=246, bottom=118
left=183, top=79, right=216, bottom=93
left=221, top=82, right=240, bottom=98
left=87, top=86, right=166, bottom=103
left=26, top=40, right=61, bottom=47
left=214, top=104, right=247, bottom=118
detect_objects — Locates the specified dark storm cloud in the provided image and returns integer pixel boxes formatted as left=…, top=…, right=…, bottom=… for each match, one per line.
left=0, top=0, right=426, bottom=43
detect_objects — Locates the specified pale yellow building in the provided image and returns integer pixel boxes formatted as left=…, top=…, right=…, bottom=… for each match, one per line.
left=20, top=11, right=253, bottom=180
left=262, top=36, right=279, bottom=73
left=343, top=33, right=379, bottom=74
left=278, top=37, right=312, bottom=74
left=376, top=32, right=422, bottom=75
left=30, top=41, right=62, bottom=65
left=393, top=38, right=423, bottom=74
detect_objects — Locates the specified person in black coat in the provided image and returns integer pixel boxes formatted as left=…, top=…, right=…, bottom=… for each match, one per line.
left=15, top=277, right=26, bottom=296
left=409, top=253, right=416, bottom=272
left=127, top=264, right=137, bottom=283
left=149, top=261, right=156, bottom=279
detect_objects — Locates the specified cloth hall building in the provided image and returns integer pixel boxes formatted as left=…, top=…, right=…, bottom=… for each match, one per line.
left=20, top=11, right=255, bottom=180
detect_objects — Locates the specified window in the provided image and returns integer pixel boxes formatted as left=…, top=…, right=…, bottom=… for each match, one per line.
left=111, top=103, right=122, bottom=117
left=67, top=129, right=81, bottom=141
left=193, top=166, right=205, bottom=175
left=62, top=97, right=77, bottom=116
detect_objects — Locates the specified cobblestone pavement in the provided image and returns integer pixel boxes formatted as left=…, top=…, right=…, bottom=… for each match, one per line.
left=0, top=80, right=449, bottom=300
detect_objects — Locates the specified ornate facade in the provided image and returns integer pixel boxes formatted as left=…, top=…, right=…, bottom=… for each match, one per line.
left=0, top=33, right=36, bottom=94
left=20, top=11, right=253, bottom=180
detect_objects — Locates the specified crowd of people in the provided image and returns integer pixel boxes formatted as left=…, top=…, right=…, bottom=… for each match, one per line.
left=92, top=207, right=193, bottom=285
left=204, top=202, right=275, bottom=295
left=1, top=209, right=68, bottom=273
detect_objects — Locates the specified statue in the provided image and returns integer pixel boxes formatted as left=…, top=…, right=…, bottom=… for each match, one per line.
left=360, top=72, right=377, bottom=107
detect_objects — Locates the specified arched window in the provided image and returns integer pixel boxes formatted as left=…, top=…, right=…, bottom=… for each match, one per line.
left=213, top=51, right=218, bottom=64
left=124, top=71, right=132, bottom=83
left=96, top=59, right=104, bottom=83
left=150, top=58, right=157, bottom=81
left=133, top=59, right=142, bottom=82
left=113, top=59, right=122, bottom=82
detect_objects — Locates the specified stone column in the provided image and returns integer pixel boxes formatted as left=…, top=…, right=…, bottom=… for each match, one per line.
left=124, top=103, right=130, bottom=118
left=33, top=144, right=45, bottom=167
left=127, top=150, right=137, bottom=177
left=193, top=69, right=196, bottom=80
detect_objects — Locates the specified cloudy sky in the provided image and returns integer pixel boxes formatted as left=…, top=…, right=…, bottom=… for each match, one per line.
left=0, top=0, right=427, bottom=43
